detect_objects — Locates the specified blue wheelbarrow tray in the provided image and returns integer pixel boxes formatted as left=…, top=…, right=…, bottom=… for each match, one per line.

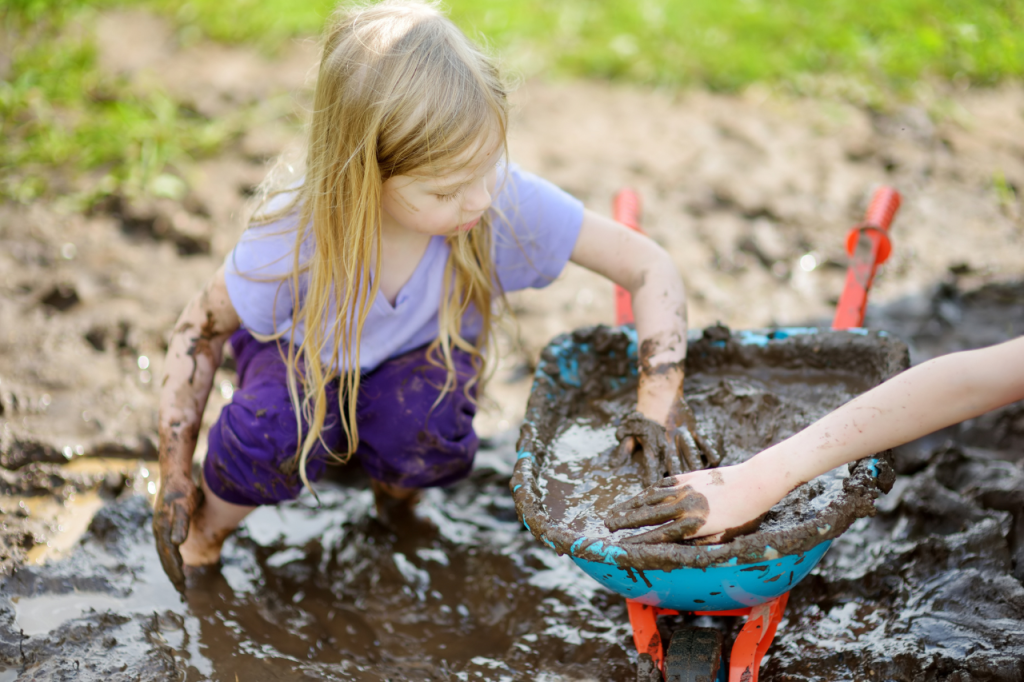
left=511, top=324, right=909, bottom=612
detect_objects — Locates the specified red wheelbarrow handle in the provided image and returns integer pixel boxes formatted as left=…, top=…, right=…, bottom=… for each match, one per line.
left=832, top=187, right=902, bottom=330
left=613, top=189, right=643, bottom=325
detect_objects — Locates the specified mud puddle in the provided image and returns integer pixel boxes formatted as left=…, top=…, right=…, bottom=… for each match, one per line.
left=0, top=445, right=636, bottom=681
left=1, top=278, right=1022, bottom=682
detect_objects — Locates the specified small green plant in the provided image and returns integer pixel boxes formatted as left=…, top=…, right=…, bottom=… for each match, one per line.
left=1, top=0, right=243, bottom=204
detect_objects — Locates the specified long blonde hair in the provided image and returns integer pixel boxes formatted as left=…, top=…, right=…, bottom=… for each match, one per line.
left=252, top=0, right=509, bottom=492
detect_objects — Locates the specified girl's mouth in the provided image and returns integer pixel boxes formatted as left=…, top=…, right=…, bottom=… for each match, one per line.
left=457, top=217, right=481, bottom=232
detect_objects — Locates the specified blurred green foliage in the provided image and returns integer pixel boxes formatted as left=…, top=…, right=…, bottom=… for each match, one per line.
left=134, top=0, right=1024, bottom=88
left=2, top=0, right=1023, bottom=202
left=451, top=0, right=1024, bottom=90
left=1, top=0, right=242, bottom=203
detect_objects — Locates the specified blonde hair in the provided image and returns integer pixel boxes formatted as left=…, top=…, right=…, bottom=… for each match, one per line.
left=252, top=0, right=509, bottom=492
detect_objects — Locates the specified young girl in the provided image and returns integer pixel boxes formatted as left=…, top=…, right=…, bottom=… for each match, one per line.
left=153, top=0, right=709, bottom=588
left=605, top=335, right=1024, bottom=543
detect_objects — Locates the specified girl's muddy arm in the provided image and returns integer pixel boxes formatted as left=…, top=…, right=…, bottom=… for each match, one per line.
left=607, top=336, right=1024, bottom=542
left=153, top=265, right=240, bottom=588
left=570, top=209, right=711, bottom=484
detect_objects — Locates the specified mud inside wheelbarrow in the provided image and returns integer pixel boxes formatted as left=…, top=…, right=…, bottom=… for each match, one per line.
left=511, top=325, right=910, bottom=571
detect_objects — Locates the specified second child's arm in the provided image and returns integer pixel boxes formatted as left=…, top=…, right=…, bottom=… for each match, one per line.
left=153, top=265, right=240, bottom=588
left=570, top=209, right=713, bottom=484
left=606, top=336, right=1024, bottom=542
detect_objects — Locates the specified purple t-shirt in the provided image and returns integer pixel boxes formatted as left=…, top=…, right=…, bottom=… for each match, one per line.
left=223, top=164, right=585, bottom=371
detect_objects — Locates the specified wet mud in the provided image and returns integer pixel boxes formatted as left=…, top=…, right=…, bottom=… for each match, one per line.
left=543, top=356, right=877, bottom=541
left=3, top=280, right=1021, bottom=681
left=3, top=10, right=1024, bottom=676
left=513, top=325, right=908, bottom=570
left=1, top=449, right=638, bottom=680
left=760, top=278, right=1024, bottom=680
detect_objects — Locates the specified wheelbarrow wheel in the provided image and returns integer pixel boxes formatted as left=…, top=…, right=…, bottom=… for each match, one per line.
left=663, top=627, right=724, bottom=682
left=636, top=653, right=662, bottom=682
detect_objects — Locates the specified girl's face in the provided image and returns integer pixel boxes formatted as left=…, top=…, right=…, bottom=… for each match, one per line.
left=380, top=137, right=502, bottom=239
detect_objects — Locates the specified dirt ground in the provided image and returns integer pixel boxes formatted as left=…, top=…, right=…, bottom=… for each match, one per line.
left=1, top=9, right=1024, bottom=681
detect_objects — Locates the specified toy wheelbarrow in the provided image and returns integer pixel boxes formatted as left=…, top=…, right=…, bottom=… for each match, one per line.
left=511, top=188, right=905, bottom=681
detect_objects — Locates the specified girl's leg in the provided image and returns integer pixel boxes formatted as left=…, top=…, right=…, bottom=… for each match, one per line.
left=370, top=479, right=422, bottom=522
left=179, top=473, right=256, bottom=566
left=195, top=329, right=344, bottom=561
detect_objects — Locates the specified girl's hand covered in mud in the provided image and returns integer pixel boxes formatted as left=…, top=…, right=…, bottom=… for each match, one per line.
left=614, top=399, right=718, bottom=487
left=666, top=396, right=720, bottom=470
left=153, top=473, right=202, bottom=589
left=604, top=464, right=769, bottom=544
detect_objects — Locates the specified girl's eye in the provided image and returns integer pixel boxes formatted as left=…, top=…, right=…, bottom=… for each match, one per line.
left=435, top=188, right=462, bottom=202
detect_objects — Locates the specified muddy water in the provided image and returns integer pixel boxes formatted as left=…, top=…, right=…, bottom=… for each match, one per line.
left=0, top=446, right=637, bottom=681
left=542, top=367, right=871, bottom=543
left=2, top=279, right=1024, bottom=681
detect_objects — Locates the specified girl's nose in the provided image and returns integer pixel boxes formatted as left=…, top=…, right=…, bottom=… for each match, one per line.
left=462, top=177, right=492, bottom=214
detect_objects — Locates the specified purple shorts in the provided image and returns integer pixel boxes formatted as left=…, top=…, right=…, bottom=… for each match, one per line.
left=204, top=329, right=479, bottom=506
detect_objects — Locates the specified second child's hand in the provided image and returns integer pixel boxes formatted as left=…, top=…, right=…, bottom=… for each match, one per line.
left=604, top=462, right=772, bottom=544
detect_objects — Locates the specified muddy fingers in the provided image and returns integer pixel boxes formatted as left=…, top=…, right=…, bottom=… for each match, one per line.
left=663, top=437, right=684, bottom=477
left=605, top=478, right=682, bottom=523
left=154, top=509, right=187, bottom=591
left=674, top=430, right=700, bottom=472
left=696, top=428, right=722, bottom=467
left=685, top=421, right=720, bottom=467
left=611, top=436, right=636, bottom=468
left=668, top=397, right=721, bottom=469
left=618, top=515, right=708, bottom=544
left=615, top=411, right=676, bottom=486
left=604, top=481, right=710, bottom=538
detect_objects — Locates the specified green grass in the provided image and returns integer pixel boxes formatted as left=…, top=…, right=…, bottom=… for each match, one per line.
left=456, top=0, right=1024, bottom=91
left=3, top=0, right=1024, bottom=203
left=131, top=0, right=1024, bottom=89
left=1, top=0, right=244, bottom=203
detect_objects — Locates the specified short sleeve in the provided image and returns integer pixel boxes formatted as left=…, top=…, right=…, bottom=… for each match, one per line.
left=223, top=213, right=305, bottom=337
left=490, top=164, right=585, bottom=292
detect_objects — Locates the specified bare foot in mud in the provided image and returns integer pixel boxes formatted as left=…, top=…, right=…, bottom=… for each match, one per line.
left=178, top=511, right=232, bottom=567
left=177, top=476, right=256, bottom=570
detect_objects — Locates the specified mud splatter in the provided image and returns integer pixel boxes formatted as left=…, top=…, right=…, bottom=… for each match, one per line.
left=185, top=311, right=219, bottom=386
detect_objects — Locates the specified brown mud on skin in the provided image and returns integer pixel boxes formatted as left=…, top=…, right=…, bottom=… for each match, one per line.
left=614, top=410, right=686, bottom=484
left=637, top=334, right=685, bottom=377
left=185, top=311, right=221, bottom=386
left=605, top=481, right=711, bottom=545
left=514, top=324, right=908, bottom=571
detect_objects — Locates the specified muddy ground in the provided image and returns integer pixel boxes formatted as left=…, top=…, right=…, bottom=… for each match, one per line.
left=2, top=9, right=1024, bottom=681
